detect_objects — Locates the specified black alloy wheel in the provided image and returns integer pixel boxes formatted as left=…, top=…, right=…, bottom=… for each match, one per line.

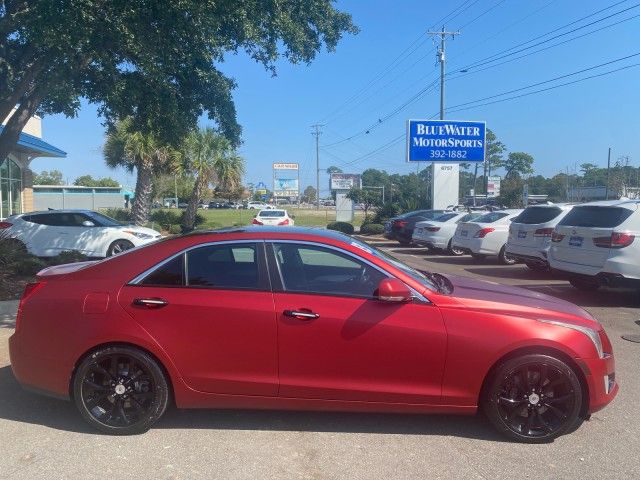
left=498, top=245, right=518, bottom=265
left=73, top=346, right=169, bottom=435
left=484, top=354, right=583, bottom=443
left=107, top=239, right=135, bottom=256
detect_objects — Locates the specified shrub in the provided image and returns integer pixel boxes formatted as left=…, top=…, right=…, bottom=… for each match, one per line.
left=359, top=223, right=385, bottom=235
left=327, top=221, right=354, bottom=235
left=12, top=256, right=48, bottom=276
left=48, top=250, right=89, bottom=265
left=102, top=208, right=133, bottom=223
left=168, top=224, right=182, bottom=235
left=372, top=203, right=400, bottom=225
left=150, top=209, right=181, bottom=229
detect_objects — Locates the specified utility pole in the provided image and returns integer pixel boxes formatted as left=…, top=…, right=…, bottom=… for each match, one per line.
left=605, top=147, right=611, bottom=200
left=427, top=26, right=460, bottom=209
left=311, top=124, right=323, bottom=210
left=428, top=26, right=460, bottom=120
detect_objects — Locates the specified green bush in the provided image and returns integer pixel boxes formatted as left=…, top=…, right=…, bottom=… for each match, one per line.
left=150, top=209, right=181, bottom=229
left=168, top=224, right=182, bottom=235
left=12, top=256, right=48, bottom=276
left=359, top=223, right=385, bottom=235
left=102, top=208, right=133, bottom=223
left=372, top=203, right=401, bottom=225
left=48, top=250, right=89, bottom=265
left=326, top=221, right=354, bottom=235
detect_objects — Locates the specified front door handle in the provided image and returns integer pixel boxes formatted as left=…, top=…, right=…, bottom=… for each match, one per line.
left=133, top=298, right=168, bottom=308
left=283, top=309, right=320, bottom=320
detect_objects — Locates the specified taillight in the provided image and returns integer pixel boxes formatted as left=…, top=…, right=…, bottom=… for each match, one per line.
left=599, top=329, right=613, bottom=355
left=0, top=221, right=12, bottom=229
left=474, top=227, right=495, bottom=238
left=426, top=226, right=440, bottom=232
left=252, top=218, right=263, bottom=225
left=551, top=231, right=565, bottom=243
left=593, top=232, right=635, bottom=249
left=278, top=218, right=290, bottom=225
left=16, top=282, right=46, bottom=332
left=394, top=220, right=408, bottom=228
left=534, top=228, right=554, bottom=238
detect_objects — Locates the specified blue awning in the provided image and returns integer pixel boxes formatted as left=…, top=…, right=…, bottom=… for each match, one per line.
left=0, top=125, right=66, bottom=158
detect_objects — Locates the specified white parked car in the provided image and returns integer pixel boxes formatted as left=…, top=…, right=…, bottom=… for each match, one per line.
left=549, top=200, right=640, bottom=291
left=506, top=204, right=575, bottom=270
left=247, top=201, right=273, bottom=210
left=251, top=209, right=294, bottom=226
left=412, top=211, right=486, bottom=255
left=0, top=210, right=162, bottom=257
left=452, top=209, right=523, bottom=264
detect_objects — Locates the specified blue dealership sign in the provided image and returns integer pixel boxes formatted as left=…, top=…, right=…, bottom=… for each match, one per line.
left=407, top=119, right=486, bottom=162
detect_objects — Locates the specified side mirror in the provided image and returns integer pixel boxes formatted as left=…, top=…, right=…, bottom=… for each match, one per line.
left=81, top=220, right=95, bottom=227
left=377, top=278, right=412, bottom=303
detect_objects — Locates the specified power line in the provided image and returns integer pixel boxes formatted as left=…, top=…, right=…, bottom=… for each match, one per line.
left=456, top=0, right=509, bottom=31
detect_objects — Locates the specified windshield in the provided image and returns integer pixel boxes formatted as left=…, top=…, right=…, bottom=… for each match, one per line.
left=87, top=211, right=124, bottom=227
left=349, top=237, right=438, bottom=292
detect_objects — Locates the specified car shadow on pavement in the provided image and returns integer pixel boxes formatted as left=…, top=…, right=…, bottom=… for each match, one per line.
left=157, top=408, right=507, bottom=442
left=0, top=365, right=506, bottom=441
left=0, top=366, right=93, bottom=434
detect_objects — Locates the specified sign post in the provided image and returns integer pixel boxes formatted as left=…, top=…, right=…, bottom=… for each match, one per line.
left=330, top=173, right=361, bottom=222
left=407, top=119, right=486, bottom=210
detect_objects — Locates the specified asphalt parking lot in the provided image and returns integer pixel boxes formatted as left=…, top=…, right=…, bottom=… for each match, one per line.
left=0, top=240, right=639, bottom=479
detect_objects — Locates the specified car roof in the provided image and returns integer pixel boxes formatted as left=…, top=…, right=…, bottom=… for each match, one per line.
left=18, top=209, right=97, bottom=216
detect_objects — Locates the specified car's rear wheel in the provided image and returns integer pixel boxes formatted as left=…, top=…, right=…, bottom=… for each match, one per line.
left=483, top=354, right=583, bottom=443
left=569, top=278, right=600, bottom=291
left=498, top=246, right=518, bottom=265
left=107, top=239, right=135, bottom=256
left=73, top=346, right=170, bottom=435
left=447, top=239, right=464, bottom=256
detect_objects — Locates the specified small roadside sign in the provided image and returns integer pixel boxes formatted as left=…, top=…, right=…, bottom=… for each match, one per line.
left=407, top=119, right=486, bottom=162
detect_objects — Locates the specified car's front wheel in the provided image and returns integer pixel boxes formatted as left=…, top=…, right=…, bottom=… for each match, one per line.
left=483, top=354, right=584, bottom=443
left=107, top=239, right=135, bottom=256
left=447, top=239, right=464, bottom=256
left=73, top=345, right=170, bottom=435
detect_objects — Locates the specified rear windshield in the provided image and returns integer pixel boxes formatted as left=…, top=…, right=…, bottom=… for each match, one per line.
left=513, top=206, right=562, bottom=225
left=558, top=206, right=634, bottom=228
left=459, top=212, right=483, bottom=222
left=433, top=213, right=458, bottom=222
left=259, top=210, right=286, bottom=217
left=474, top=212, right=509, bottom=224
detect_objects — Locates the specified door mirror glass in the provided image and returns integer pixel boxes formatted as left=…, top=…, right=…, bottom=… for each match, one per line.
left=377, top=278, right=412, bottom=303
left=82, top=220, right=95, bottom=227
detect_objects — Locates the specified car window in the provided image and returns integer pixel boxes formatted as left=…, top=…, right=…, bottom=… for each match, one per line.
left=474, top=212, right=509, bottom=223
left=513, top=206, right=563, bottom=224
left=273, top=243, right=386, bottom=298
left=56, top=212, right=92, bottom=227
left=433, top=213, right=458, bottom=222
left=558, top=206, right=634, bottom=228
left=259, top=210, right=286, bottom=217
left=141, top=255, right=185, bottom=286
left=458, top=213, right=482, bottom=222
left=186, top=243, right=259, bottom=289
left=86, top=211, right=123, bottom=227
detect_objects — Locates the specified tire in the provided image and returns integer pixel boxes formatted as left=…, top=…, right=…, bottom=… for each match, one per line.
left=447, top=239, right=464, bottom=256
left=498, top=246, right=517, bottom=265
left=569, top=278, right=600, bottom=291
left=107, top=239, right=135, bottom=257
left=73, top=345, right=170, bottom=435
left=398, top=240, right=412, bottom=247
left=470, top=253, right=486, bottom=261
left=525, top=262, right=548, bottom=271
left=482, top=354, right=584, bottom=443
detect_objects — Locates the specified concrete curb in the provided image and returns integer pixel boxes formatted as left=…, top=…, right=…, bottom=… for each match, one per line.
left=0, top=300, right=18, bottom=329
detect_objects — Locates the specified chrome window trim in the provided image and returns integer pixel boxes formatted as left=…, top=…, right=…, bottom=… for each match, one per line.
left=269, top=239, right=430, bottom=303
left=128, top=239, right=262, bottom=285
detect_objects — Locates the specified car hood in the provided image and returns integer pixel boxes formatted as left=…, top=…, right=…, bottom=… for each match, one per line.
left=439, top=273, right=598, bottom=327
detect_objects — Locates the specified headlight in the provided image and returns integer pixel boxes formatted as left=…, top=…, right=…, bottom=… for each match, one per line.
left=123, top=230, right=154, bottom=240
left=537, top=319, right=604, bottom=358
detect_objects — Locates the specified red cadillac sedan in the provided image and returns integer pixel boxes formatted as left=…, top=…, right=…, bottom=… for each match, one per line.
left=9, top=227, right=617, bottom=441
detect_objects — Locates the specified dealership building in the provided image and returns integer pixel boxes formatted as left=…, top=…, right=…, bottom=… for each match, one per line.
left=0, top=112, right=66, bottom=219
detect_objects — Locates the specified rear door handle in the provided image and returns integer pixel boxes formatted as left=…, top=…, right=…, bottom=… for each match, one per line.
left=283, top=309, right=319, bottom=320
left=133, top=298, right=168, bottom=308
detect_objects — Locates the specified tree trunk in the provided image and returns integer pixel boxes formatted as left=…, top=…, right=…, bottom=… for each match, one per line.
left=182, top=173, right=207, bottom=232
left=0, top=84, right=46, bottom=161
left=131, top=157, right=154, bottom=226
left=472, top=163, right=478, bottom=206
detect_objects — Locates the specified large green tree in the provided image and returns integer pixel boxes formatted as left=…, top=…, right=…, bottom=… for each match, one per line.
left=0, top=1, right=357, bottom=159
left=33, top=169, right=63, bottom=185
left=103, top=118, right=178, bottom=225
left=73, top=175, right=120, bottom=187
left=179, top=128, right=245, bottom=231
left=503, top=152, right=535, bottom=179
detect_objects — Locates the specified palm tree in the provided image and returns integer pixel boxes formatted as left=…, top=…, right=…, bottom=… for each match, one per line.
left=103, top=118, right=179, bottom=226
left=180, top=128, right=245, bottom=231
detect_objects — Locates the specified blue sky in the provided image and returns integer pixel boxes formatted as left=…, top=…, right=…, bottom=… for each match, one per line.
left=31, top=0, right=640, bottom=196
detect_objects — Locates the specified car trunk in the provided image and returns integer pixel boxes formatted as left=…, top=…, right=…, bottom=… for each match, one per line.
left=509, top=207, right=563, bottom=249
left=552, top=205, right=635, bottom=268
